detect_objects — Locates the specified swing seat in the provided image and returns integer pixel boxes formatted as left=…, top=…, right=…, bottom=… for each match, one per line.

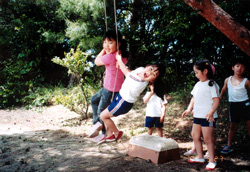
left=128, top=134, right=180, bottom=164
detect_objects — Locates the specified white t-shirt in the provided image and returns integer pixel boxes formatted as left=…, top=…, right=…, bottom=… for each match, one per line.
left=228, top=76, right=249, bottom=102
left=144, top=93, right=168, bottom=117
left=119, top=67, right=148, bottom=103
left=191, top=80, right=220, bottom=119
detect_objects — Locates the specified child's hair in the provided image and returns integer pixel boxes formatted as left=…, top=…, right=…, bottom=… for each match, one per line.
left=232, top=56, right=247, bottom=67
left=103, top=30, right=128, bottom=58
left=146, top=63, right=165, bottom=81
left=147, top=63, right=166, bottom=100
left=150, top=80, right=165, bottom=100
left=194, top=59, right=215, bottom=86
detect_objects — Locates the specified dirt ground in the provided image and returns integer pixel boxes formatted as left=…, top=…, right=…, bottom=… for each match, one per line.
left=0, top=104, right=250, bottom=172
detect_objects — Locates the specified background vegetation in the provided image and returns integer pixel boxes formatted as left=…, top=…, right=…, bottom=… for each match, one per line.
left=1, top=0, right=250, bottom=115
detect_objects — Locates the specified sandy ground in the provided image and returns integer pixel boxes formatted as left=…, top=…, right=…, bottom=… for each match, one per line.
left=0, top=105, right=250, bottom=172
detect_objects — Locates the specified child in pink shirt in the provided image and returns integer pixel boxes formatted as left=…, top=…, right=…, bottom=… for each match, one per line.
left=88, top=30, right=127, bottom=142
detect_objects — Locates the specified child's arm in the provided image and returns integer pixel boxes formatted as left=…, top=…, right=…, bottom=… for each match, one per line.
left=116, top=52, right=131, bottom=76
left=143, top=85, right=154, bottom=103
left=220, top=78, right=228, bottom=99
left=205, top=97, right=220, bottom=122
left=160, top=104, right=167, bottom=123
left=182, top=97, right=194, bottom=118
left=245, top=79, right=250, bottom=97
left=143, top=92, right=154, bottom=103
left=94, top=49, right=106, bottom=66
left=245, top=79, right=250, bottom=90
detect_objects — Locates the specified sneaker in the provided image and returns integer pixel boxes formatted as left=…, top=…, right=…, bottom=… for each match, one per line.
left=204, top=151, right=210, bottom=159
left=88, top=121, right=103, bottom=138
left=184, top=149, right=197, bottom=156
left=220, top=145, right=233, bottom=154
left=97, top=136, right=106, bottom=145
left=115, top=131, right=123, bottom=141
left=106, top=135, right=116, bottom=142
left=188, top=157, right=205, bottom=164
left=92, top=134, right=105, bottom=142
left=205, top=162, right=217, bottom=171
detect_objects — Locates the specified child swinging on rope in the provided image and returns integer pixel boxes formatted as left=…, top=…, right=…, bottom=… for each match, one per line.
left=95, top=53, right=165, bottom=144
left=88, top=30, right=128, bottom=142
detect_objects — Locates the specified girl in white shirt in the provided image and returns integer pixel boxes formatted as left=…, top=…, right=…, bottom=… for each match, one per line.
left=182, top=59, right=220, bottom=171
left=143, top=83, right=167, bottom=137
left=98, top=53, right=165, bottom=144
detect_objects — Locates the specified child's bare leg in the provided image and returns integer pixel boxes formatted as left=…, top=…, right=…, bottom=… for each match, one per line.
left=202, top=126, right=215, bottom=162
left=190, top=129, right=196, bottom=152
left=192, top=124, right=203, bottom=158
left=228, top=122, right=238, bottom=147
left=156, top=127, right=163, bottom=137
left=100, top=109, right=119, bottom=137
left=147, top=127, right=153, bottom=135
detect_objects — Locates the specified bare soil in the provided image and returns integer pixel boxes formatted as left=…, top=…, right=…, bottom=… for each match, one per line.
left=0, top=104, right=250, bottom=172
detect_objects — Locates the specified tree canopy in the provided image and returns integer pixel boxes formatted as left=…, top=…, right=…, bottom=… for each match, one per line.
left=1, top=0, right=250, bottom=108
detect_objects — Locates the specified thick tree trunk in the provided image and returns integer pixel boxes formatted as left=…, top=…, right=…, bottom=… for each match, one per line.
left=184, top=0, right=250, bottom=56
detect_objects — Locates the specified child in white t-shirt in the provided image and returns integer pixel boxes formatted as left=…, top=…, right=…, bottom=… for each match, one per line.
left=97, top=53, right=165, bottom=144
left=182, top=59, right=220, bottom=171
left=143, top=84, right=167, bottom=137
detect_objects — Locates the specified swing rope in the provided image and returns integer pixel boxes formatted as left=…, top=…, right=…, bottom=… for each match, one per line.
left=104, top=0, right=108, bottom=31
left=111, top=0, right=119, bottom=102
left=104, top=0, right=119, bottom=101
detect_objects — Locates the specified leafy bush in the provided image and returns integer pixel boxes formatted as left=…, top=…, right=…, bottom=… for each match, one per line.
left=0, top=58, right=43, bottom=109
left=21, top=84, right=96, bottom=119
left=52, top=46, right=95, bottom=118
left=21, top=85, right=54, bottom=108
left=52, top=85, right=96, bottom=118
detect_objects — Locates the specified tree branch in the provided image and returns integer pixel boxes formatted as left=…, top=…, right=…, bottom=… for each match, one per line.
left=184, top=0, right=250, bottom=56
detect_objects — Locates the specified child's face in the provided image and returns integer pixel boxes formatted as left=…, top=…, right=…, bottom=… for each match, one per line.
left=193, top=65, right=208, bottom=82
left=142, top=65, right=160, bottom=82
left=103, top=37, right=118, bottom=54
left=232, top=63, right=245, bottom=75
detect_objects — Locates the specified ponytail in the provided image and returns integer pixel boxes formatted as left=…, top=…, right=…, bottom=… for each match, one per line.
left=194, top=59, right=215, bottom=87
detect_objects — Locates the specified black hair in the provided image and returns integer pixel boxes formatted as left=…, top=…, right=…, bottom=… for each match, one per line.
left=194, top=59, right=215, bottom=86
left=146, top=63, right=165, bottom=80
left=103, top=30, right=128, bottom=58
left=232, top=56, right=247, bottom=67
left=147, top=63, right=166, bottom=100
left=153, top=80, right=166, bottom=100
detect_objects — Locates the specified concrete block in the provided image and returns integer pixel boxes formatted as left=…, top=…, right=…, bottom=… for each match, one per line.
left=128, top=135, right=180, bottom=164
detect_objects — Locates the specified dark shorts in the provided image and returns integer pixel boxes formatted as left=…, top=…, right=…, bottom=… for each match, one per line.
left=229, top=100, right=250, bottom=123
left=193, top=117, right=217, bottom=127
left=145, top=116, right=163, bottom=128
left=108, top=93, right=133, bottom=117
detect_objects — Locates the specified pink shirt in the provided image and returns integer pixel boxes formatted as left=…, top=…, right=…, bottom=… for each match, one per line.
left=101, top=52, right=127, bottom=92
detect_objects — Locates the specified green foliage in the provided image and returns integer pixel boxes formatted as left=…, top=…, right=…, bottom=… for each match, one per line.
left=169, top=85, right=193, bottom=106
left=1, top=0, right=250, bottom=116
left=57, top=0, right=104, bottom=49
left=0, top=0, right=68, bottom=108
left=52, top=85, right=95, bottom=118
left=21, top=85, right=54, bottom=108
left=0, top=58, right=43, bottom=108
left=52, top=46, right=95, bottom=117
left=52, top=47, right=92, bottom=77
left=21, top=84, right=96, bottom=118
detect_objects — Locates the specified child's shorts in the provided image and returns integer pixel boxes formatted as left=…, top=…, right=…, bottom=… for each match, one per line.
left=193, top=117, right=217, bottom=127
left=229, top=100, right=250, bottom=123
left=145, top=116, right=163, bottom=128
left=108, top=93, right=133, bottom=117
